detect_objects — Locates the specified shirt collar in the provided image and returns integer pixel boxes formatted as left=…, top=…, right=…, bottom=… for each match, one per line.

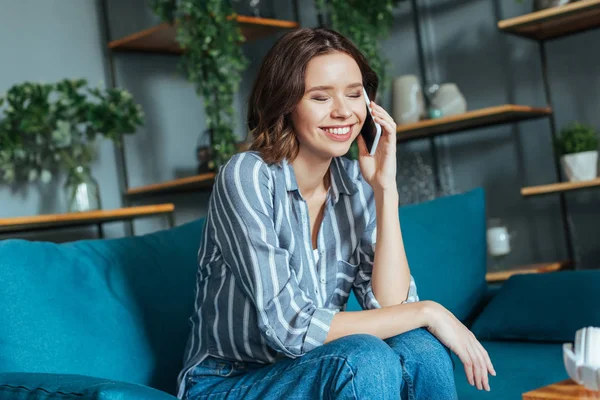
left=281, top=157, right=358, bottom=202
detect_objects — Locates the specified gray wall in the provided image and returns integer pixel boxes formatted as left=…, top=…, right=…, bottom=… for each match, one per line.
left=1, top=0, right=598, bottom=271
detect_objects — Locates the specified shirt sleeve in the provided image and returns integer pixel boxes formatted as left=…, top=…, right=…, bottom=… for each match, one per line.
left=209, top=153, right=337, bottom=358
left=353, top=188, right=419, bottom=310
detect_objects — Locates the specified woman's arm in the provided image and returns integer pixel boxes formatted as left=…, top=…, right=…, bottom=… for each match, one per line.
left=370, top=187, right=412, bottom=307
left=326, top=300, right=427, bottom=342
left=326, top=300, right=497, bottom=392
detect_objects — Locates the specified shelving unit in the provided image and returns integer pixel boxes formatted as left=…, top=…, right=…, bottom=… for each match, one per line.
left=0, top=204, right=175, bottom=237
left=127, top=173, right=216, bottom=199
left=396, top=105, right=551, bottom=142
left=108, top=16, right=299, bottom=54
left=485, top=261, right=570, bottom=283
left=498, top=0, right=600, bottom=41
left=496, top=0, right=600, bottom=269
left=522, top=177, right=600, bottom=197
left=403, top=1, right=600, bottom=273
left=98, top=0, right=300, bottom=232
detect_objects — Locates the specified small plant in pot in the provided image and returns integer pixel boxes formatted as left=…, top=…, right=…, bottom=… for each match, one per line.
left=554, top=122, right=599, bottom=182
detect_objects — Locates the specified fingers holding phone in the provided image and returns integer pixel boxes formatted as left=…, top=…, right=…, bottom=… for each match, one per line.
left=357, top=88, right=398, bottom=192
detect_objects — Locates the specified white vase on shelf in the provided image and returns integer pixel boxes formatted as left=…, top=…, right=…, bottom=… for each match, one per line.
left=392, top=75, right=425, bottom=125
left=431, top=83, right=467, bottom=117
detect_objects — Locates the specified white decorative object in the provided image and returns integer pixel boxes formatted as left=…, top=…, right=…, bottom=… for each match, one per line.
left=560, top=150, right=598, bottom=182
left=563, top=327, right=600, bottom=391
left=392, top=75, right=425, bottom=125
left=487, top=226, right=511, bottom=256
left=431, top=83, right=467, bottom=117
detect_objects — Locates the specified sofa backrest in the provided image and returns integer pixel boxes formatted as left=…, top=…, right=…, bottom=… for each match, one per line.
left=347, top=187, right=488, bottom=323
left=0, top=219, right=204, bottom=395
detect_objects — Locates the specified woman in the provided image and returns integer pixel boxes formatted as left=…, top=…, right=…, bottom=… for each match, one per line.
left=177, top=27, right=495, bottom=400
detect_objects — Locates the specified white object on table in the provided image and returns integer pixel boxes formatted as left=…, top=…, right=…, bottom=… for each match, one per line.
left=563, top=327, right=600, bottom=391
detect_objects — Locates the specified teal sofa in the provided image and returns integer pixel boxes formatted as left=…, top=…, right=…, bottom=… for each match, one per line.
left=1, top=187, right=597, bottom=399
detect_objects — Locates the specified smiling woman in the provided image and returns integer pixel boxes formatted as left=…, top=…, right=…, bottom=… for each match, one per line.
left=178, top=27, right=494, bottom=400
left=247, top=28, right=378, bottom=165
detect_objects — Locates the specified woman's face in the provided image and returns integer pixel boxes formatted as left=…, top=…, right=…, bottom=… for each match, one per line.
left=290, top=51, right=367, bottom=159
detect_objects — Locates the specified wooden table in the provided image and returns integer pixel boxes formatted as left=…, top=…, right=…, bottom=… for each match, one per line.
left=523, top=380, right=600, bottom=399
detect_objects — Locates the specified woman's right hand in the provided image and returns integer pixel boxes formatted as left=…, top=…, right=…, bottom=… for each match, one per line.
left=421, top=300, right=496, bottom=391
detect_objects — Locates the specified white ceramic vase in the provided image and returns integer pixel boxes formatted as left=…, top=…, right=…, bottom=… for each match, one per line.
left=431, top=83, right=467, bottom=117
left=560, top=150, right=598, bottom=182
left=392, top=75, right=425, bottom=125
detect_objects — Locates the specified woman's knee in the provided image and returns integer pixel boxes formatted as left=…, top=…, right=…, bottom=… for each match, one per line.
left=387, top=328, right=453, bottom=368
left=329, top=334, right=401, bottom=375
left=324, top=334, right=402, bottom=399
left=387, top=328, right=456, bottom=395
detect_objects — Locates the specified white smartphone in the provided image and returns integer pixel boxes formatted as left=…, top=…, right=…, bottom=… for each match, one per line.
left=362, top=88, right=382, bottom=156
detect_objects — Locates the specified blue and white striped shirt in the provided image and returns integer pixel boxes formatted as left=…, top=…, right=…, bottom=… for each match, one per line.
left=177, top=151, right=419, bottom=397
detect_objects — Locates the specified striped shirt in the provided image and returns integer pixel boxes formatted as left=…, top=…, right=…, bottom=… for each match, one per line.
left=177, top=151, right=419, bottom=397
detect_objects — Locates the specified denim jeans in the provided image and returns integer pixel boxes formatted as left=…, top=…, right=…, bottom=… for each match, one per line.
left=184, top=327, right=458, bottom=400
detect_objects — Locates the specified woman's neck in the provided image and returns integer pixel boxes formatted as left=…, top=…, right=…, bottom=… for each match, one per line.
left=291, top=153, right=331, bottom=201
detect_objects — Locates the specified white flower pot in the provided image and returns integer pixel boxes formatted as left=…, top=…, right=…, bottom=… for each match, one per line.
left=560, top=150, right=598, bottom=182
left=392, top=75, right=425, bottom=125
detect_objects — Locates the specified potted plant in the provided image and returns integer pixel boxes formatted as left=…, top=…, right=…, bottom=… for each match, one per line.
left=554, top=122, right=599, bottom=182
left=150, top=0, right=248, bottom=171
left=0, top=79, right=144, bottom=212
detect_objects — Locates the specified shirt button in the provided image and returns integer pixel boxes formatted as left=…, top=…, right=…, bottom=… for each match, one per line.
left=320, top=278, right=326, bottom=284
left=266, top=329, right=274, bottom=337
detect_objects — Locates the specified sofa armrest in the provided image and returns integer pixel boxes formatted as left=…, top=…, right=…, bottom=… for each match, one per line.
left=0, top=372, right=178, bottom=400
left=471, top=270, right=600, bottom=342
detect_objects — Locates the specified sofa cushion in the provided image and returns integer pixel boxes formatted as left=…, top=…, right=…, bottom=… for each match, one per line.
left=0, top=219, right=205, bottom=395
left=454, top=341, right=566, bottom=399
left=0, top=373, right=177, bottom=399
left=471, top=270, right=600, bottom=342
left=347, top=188, right=487, bottom=322
left=400, top=187, right=487, bottom=322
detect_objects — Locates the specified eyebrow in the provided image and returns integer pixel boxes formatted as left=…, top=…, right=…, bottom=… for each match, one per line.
left=306, top=82, right=363, bottom=93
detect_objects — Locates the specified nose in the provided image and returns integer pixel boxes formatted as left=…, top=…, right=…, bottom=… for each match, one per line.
left=331, top=97, right=352, bottom=119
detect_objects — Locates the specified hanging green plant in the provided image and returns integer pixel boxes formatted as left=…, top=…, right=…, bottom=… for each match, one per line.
left=314, top=0, right=402, bottom=159
left=150, top=0, right=249, bottom=171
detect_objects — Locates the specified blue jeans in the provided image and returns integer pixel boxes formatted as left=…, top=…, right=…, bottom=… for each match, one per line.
left=184, top=328, right=458, bottom=399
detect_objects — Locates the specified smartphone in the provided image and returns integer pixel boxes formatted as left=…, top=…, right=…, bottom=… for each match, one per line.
left=361, top=88, right=382, bottom=156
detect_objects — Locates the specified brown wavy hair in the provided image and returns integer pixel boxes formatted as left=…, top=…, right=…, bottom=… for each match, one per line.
left=247, top=28, right=379, bottom=165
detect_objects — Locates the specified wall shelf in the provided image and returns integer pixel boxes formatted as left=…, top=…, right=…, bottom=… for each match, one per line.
left=498, top=0, right=600, bottom=41
left=108, top=16, right=300, bottom=54
left=485, top=261, right=570, bottom=283
left=127, top=173, right=216, bottom=198
left=521, top=177, right=600, bottom=197
left=0, top=204, right=175, bottom=234
left=396, top=104, right=552, bottom=143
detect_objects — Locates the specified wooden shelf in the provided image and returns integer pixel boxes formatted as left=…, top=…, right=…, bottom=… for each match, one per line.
left=485, top=261, right=570, bottom=283
left=0, top=204, right=174, bottom=234
left=498, top=0, right=600, bottom=41
left=127, top=173, right=216, bottom=198
left=109, top=16, right=299, bottom=54
left=486, top=261, right=569, bottom=283
left=522, top=177, right=600, bottom=197
left=396, top=105, right=552, bottom=142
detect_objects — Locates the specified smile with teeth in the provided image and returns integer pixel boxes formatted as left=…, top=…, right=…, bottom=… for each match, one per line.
left=323, top=126, right=351, bottom=135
